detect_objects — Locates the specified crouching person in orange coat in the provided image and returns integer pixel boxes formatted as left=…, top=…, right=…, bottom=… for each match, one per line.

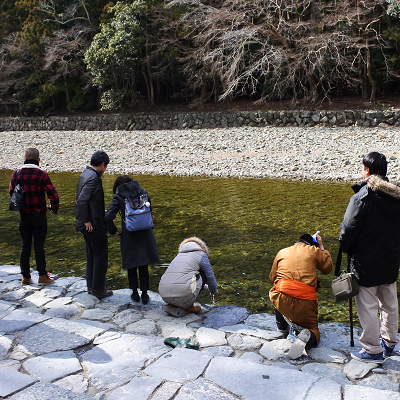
left=269, top=233, right=333, bottom=359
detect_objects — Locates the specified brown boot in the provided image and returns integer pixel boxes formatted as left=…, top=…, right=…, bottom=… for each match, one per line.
left=38, top=273, right=54, bottom=286
left=91, top=288, right=113, bottom=299
left=21, top=276, right=31, bottom=286
left=184, top=304, right=201, bottom=314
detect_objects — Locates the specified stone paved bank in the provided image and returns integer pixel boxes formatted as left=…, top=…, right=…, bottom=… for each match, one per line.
left=1, top=109, right=400, bottom=131
left=1, top=265, right=400, bottom=399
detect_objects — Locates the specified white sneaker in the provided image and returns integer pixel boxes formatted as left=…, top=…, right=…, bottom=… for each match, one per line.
left=288, top=329, right=311, bottom=359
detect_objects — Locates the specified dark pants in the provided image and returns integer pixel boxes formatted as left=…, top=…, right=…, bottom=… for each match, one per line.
left=19, top=213, right=48, bottom=277
left=128, top=265, right=149, bottom=292
left=275, top=308, right=317, bottom=349
left=81, top=229, right=108, bottom=291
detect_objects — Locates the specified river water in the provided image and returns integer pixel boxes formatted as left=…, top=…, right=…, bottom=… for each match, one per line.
left=0, top=169, right=358, bottom=323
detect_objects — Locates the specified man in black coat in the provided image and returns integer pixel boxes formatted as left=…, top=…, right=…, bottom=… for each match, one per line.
left=339, top=152, right=400, bottom=363
left=76, top=151, right=113, bottom=298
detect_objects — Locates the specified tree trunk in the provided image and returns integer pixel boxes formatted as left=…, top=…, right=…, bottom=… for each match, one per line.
left=366, top=44, right=377, bottom=103
left=145, top=18, right=154, bottom=106
left=63, top=74, right=70, bottom=105
left=200, top=73, right=207, bottom=105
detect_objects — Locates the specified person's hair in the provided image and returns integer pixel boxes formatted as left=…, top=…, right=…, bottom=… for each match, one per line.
left=179, top=237, right=209, bottom=255
left=298, top=234, right=318, bottom=247
left=25, top=148, right=39, bottom=160
left=363, top=152, right=387, bottom=177
left=90, top=151, right=110, bottom=167
left=113, top=175, right=133, bottom=194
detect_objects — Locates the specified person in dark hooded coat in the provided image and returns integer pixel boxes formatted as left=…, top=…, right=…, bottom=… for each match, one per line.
left=105, top=175, right=160, bottom=304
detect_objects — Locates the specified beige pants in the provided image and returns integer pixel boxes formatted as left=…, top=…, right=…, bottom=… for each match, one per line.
left=355, top=282, right=399, bottom=354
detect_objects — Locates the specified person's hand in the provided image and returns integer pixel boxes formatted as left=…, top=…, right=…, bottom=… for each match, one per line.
left=84, top=222, right=93, bottom=232
left=114, top=230, right=121, bottom=237
left=213, top=289, right=219, bottom=295
left=315, top=234, right=325, bottom=251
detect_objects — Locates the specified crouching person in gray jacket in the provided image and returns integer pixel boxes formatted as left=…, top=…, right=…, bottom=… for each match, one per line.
left=159, top=237, right=219, bottom=317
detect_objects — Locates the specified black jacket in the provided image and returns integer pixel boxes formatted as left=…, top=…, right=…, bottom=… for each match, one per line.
left=76, top=166, right=106, bottom=232
left=339, top=175, right=400, bottom=287
left=105, top=180, right=160, bottom=269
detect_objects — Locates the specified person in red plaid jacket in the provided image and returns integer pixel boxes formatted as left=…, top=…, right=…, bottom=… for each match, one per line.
left=9, top=148, right=59, bottom=286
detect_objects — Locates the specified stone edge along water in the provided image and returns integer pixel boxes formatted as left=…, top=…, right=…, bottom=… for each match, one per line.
left=1, top=265, right=400, bottom=399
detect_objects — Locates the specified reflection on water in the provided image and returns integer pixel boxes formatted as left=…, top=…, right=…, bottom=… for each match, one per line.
left=0, top=169, right=361, bottom=323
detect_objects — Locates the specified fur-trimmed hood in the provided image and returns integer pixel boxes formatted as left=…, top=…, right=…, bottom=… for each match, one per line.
left=367, top=175, right=400, bottom=201
left=178, top=237, right=209, bottom=256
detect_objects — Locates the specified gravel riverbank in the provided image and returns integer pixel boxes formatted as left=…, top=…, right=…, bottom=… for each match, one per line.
left=1, top=126, right=400, bottom=181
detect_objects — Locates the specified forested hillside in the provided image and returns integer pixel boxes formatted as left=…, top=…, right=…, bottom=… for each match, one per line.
left=1, top=0, right=400, bottom=115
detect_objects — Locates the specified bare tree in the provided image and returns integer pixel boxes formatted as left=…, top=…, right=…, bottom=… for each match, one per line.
left=163, top=0, right=390, bottom=104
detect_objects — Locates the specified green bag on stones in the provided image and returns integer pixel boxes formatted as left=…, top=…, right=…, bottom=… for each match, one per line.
left=164, top=337, right=200, bottom=350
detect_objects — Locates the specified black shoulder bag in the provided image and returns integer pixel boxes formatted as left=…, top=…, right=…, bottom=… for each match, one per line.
left=9, top=170, right=25, bottom=212
left=331, top=247, right=359, bottom=302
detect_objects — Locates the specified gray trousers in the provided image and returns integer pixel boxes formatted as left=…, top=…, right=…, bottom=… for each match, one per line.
left=355, top=282, right=399, bottom=354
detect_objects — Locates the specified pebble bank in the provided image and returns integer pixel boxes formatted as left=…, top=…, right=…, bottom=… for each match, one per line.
left=1, top=265, right=400, bottom=399
left=0, top=126, right=400, bottom=181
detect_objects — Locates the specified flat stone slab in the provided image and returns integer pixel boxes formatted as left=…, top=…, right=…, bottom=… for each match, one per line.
left=44, top=297, right=73, bottom=309
left=23, top=350, right=82, bottom=382
left=125, top=319, right=157, bottom=335
left=53, top=277, right=82, bottom=289
left=0, top=309, right=50, bottom=334
left=344, top=359, right=378, bottom=380
left=67, top=280, right=88, bottom=297
left=0, top=365, right=37, bottom=397
left=383, top=356, right=400, bottom=373
left=45, top=304, right=81, bottom=319
left=151, top=381, right=181, bottom=400
left=0, top=280, right=24, bottom=293
left=0, top=302, right=15, bottom=319
left=201, top=345, right=234, bottom=358
left=80, top=308, right=114, bottom=322
left=301, top=362, right=350, bottom=386
left=99, top=289, right=132, bottom=309
left=77, top=319, right=117, bottom=332
left=219, top=324, right=283, bottom=340
left=2, top=288, right=34, bottom=301
left=53, top=375, right=89, bottom=394
left=201, top=305, right=251, bottom=329
left=357, top=372, right=399, bottom=391
left=344, top=384, right=400, bottom=399
left=0, top=334, right=13, bottom=359
left=107, top=375, right=163, bottom=400
left=147, top=308, right=201, bottom=324
left=259, top=339, right=291, bottom=360
left=227, top=333, right=263, bottom=351
left=18, top=318, right=105, bottom=355
left=308, top=347, right=348, bottom=364
left=72, top=292, right=98, bottom=309
left=0, top=265, right=21, bottom=275
left=319, top=323, right=361, bottom=352
left=7, top=382, right=92, bottom=399
left=205, top=357, right=320, bottom=400
left=161, top=321, right=194, bottom=339
left=0, top=359, right=21, bottom=371
left=82, top=334, right=168, bottom=391
left=244, top=313, right=278, bottom=330
left=112, top=309, right=143, bottom=328
left=175, top=377, right=238, bottom=400
left=196, top=327, right=227, bottom=347
left=240, top=352, right=264, bottom=364
left=144, top=347, right=211, bottom=382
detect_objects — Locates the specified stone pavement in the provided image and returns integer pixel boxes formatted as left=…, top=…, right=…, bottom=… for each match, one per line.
left=1, top=264, right=400, bottom=400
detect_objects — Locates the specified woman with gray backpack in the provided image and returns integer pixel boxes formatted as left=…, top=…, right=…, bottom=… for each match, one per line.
left=105, top=175, right=160, bottom=304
